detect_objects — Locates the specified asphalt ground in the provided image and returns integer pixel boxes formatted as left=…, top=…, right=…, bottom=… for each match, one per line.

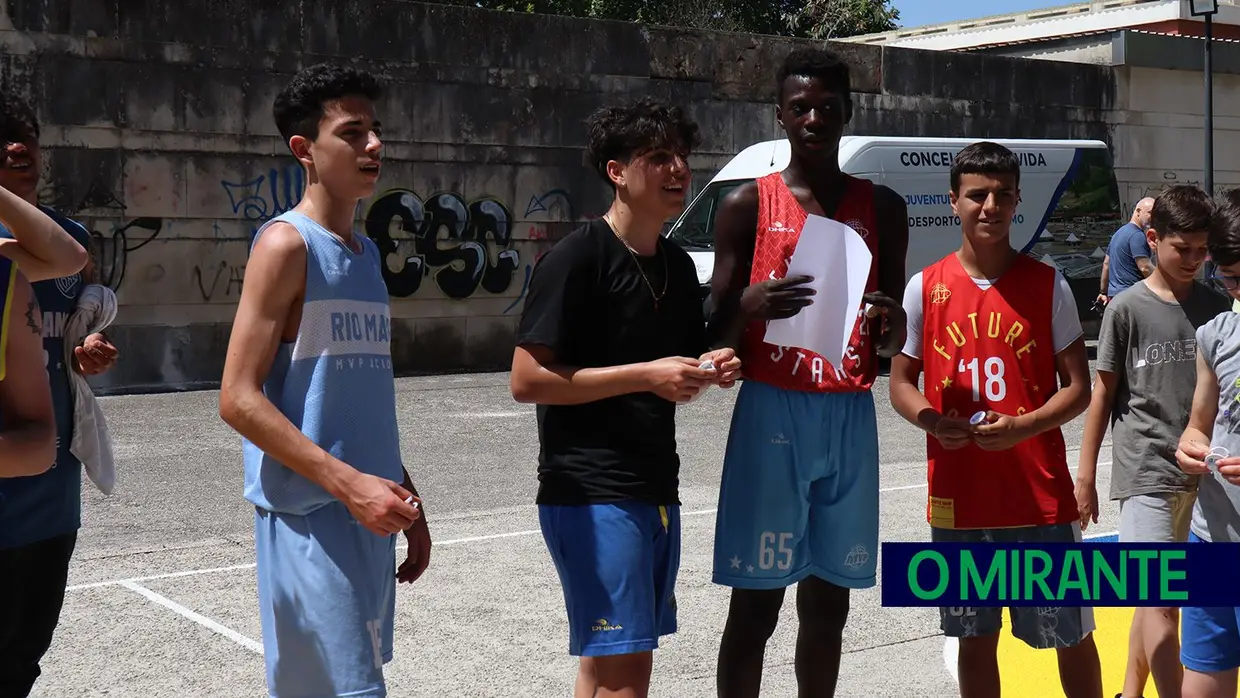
left=32, top=362, right=1134, bottom=698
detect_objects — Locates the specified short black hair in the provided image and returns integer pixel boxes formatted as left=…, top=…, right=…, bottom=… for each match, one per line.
left=1150, top=184, right=1214, bottom=239
left=273, top=63, right=382, bottom=144
left=585, top=97, right=701, bottom=186
left=776, top=48, right=852, bottom=105
left=1209, top=188, right=1240, bottom=266
left=950, top=141, right=1021, bottom=193
left=0, top=89, right=39, bottom=144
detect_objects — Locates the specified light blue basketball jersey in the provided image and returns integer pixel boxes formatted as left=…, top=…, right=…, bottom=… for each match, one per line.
left=242, top=210, right=404, bottom=515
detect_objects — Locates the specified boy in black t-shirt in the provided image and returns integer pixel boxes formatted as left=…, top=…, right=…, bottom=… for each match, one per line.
left=511, top=98, right=741, bottom=698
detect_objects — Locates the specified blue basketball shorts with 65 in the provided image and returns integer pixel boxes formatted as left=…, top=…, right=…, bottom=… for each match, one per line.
left=712, top=380, right=879, bottom=590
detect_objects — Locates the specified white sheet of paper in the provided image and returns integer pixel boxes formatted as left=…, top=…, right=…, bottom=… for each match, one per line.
left=762, top=215, right=873, bottom=368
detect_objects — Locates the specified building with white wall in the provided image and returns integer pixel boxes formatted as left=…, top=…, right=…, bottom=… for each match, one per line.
left=844, top=0, right=1240, bottom=205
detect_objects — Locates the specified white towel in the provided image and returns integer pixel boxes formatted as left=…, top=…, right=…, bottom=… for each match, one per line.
left=63, top=284, right=118, bottom=495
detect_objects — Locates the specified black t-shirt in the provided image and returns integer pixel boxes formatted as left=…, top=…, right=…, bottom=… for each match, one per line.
left=516, top=218, right=708, bottom=505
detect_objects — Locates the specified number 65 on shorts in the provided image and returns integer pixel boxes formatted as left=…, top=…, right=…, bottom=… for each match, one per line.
left=711, top=383, right=881, bottom=590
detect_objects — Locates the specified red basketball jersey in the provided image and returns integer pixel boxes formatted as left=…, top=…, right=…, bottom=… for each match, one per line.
left=920, top=253, right=1077, bottom=530
left=739, top=172, right=880, bottom=393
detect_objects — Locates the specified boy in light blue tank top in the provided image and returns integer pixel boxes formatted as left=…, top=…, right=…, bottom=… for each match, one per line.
left=219, top=64, right=430, bottom=698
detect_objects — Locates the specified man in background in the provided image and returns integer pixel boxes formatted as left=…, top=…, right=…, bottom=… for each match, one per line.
left=1097, top=197, right=1154, bottom=306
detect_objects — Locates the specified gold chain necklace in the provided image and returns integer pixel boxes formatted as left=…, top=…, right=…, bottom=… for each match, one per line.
left=604, top=213, right=668, bottom=311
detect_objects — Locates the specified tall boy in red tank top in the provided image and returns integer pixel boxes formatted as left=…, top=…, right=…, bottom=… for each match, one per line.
left=705, top=48, right=910, bottom=697
left=889, top=142, right=1102, bottom=698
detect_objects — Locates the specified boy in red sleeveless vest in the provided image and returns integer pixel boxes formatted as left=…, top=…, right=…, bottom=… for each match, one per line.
left=889, top=141, right=1101, bottom=697
left=705, top=48, right=910, bottom=697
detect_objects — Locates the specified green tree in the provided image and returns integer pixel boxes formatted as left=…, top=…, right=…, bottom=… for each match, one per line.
left=465, top=0, right=899, bottom=38
left=786, top=0, right=900, bottom=39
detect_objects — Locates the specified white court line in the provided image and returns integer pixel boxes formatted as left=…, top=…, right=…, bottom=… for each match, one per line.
left=67, top=461, right=1111, bottom=593
left=448, top=411, right=529, bottom=418
left=118, top=580, right=265, bottom=655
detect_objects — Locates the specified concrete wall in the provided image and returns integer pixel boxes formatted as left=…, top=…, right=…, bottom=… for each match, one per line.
left=0, top=0, right=1119, bottom=392
left=1112, top=65, right=1240, bottom=203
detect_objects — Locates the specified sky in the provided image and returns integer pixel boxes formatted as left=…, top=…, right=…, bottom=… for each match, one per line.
left=891, top=0, right=1067, bottom=28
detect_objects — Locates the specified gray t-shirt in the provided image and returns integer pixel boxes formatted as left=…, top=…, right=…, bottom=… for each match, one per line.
left=1192, top=310, right=1240, bottom=542
left=1098, top=280, right=1231, bottom=500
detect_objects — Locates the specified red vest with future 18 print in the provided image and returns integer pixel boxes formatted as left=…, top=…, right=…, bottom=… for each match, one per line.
left=920, top=253, right=1076, bottom=530
left=738, top=172, right=880, bottom=393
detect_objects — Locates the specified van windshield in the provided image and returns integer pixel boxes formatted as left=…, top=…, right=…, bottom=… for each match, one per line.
left=667, top=182, right=744, bottom=250
left=1026, top=147, right=1122, bottom=319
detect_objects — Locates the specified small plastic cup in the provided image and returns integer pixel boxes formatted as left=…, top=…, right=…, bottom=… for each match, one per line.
left=970, top=411, right=988, bottom=426
left=1206, top=446, right=1230, bottom=473
left=700, top=360, right=716, bottom=371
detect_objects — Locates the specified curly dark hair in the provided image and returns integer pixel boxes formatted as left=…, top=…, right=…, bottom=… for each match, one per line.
left=1150, top=184, right=1214, bottom=239
left=585, top=97, right=701, bottom=186
left=950, top=141, right=1021, bottom=193
left=0, top=89, right=39, bottom=144
left=1209, top=188, right=1240, bottom=267
left=776, top=48, right=852, bottom=105
left=273, top=63, right=382, bottom=144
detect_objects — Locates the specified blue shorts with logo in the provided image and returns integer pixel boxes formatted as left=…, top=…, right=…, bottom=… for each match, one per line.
left=712, top=380, right=879, bottom=590
left=1182, top=531, right=1240, bottom=673
left=254, top=501, right=397, bottom=697
left=539, top=502, right=680, bottom=657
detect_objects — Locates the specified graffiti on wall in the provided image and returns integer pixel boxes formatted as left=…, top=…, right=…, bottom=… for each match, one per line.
left=1140, top=170, right=1234, bottom=199
left=501, top=188, right=586, bottom=314
left=192, top=259, right=245, bottom=302
left=221, top=165, right=305, bottom=239
left=92, top=217, right=164, bottom=292
left=363, top=189, right=520, bottom=300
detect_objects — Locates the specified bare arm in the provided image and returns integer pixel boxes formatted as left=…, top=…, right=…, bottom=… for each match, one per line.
left=869, top=185, right=909, bottom=358
left=889, top=352, right=941, bottom=433
left=1181, top=351, right=1220, bottom=453
left=1136, top=256, right=1154, bottom=278
left=0, top=273, right=56, bottom=477
left=1076, top=369, right=1117, bottom=487
left=1098, top=255, right=1109, bottom=299
left=0, top=187, right=87, bottom=282
left=705, top=182, right=759, bottom=351
left=511, top=345, right=658, bottom=405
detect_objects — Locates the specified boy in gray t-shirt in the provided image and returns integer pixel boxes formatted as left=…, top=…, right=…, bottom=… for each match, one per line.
left=1176, top=187, right=1240, bottom=693
left=1077, top=185, right=1229, bottom=698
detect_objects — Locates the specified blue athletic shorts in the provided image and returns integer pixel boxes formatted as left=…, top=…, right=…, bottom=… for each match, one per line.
left=1182, top=531, right=1240, bottom=673
left=254, top=501, right=397, bottom=698
left=539, top=502, right=680, bottom=657
left=712, top=380, right=879, bottom=590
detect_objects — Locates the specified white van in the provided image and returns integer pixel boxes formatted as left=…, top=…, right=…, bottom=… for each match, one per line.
left=664, top=136, right=1123, bottom=324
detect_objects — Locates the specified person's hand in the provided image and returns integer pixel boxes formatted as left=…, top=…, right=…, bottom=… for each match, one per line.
left=644, top=356, right=715, bottom=403
left=1075, top=479, right=1099, bottom=531
left=1218, top=457, right=1240, bottom=486
left=740, top=275, right=815, bottom=320
left=972, top=412, right=1031, bottom=452
left=398, top=503, right=431, bottom=584
left=699, top=347, right=741, bottom=389
left=340, top=472, right=421, bottom=537
left=862, top=291, right=906, bottom=357
left=74, top=332, right=118, bottom=375
left=931, top=414, right=973, bottom=450
left=1176, top=440, right=1212, bottom=476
